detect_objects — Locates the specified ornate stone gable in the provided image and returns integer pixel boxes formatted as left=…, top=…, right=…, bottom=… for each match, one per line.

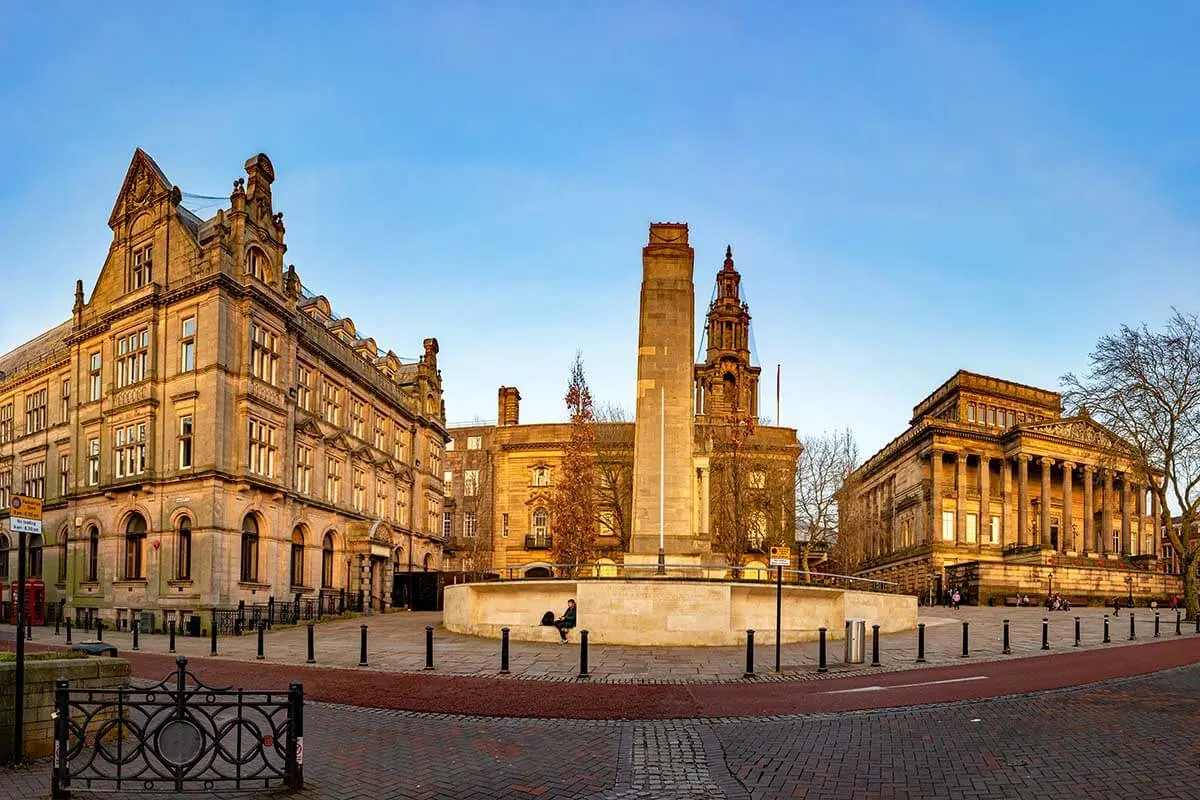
left=1020, top=416, right=1131, bottom=452
left=107, top=149, right=173, bottom=229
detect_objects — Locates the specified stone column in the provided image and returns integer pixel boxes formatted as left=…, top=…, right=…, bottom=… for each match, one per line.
left=1001, top=459, right=1013, bottom=547
left=1039, top=457, right=1055, bottom=549
left=955, top=453, right=967, bottom=546
left=1061, top=461, right=1074, bottom=552
left=930, top=449, right=943, bottom=542
left=1101, top=469, right=1113, bottom=555
left=1120, top=475, right=1131, bottom=554
left=978, top=455, right=990, bottom=545
left=1082, top=465, right=1094, bottom=554
left=1017, top=455, right=1030, bottom=547
left=1151, top=486, right=1160, bottom=558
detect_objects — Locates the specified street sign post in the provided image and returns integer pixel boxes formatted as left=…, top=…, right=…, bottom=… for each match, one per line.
left=10, top=494, right=43, bottom=764
left=768, top=545, right=791, bottom=567
left=768, top=546, right=791, bottom=672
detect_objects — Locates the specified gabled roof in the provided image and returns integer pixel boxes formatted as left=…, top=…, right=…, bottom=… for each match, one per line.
left=0, top=319, right=72, bottom=381
left=107, top=149, right=172, bottom=228
left=1018, top=415, right=1133, bottom=454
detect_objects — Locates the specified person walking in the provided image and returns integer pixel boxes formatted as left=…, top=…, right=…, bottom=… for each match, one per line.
left=951, top=589, right=961, bottom=610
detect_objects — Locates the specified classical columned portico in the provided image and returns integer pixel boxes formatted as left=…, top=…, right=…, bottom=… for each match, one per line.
left=1039, top=457, right=1055, bottom=549
left=978, top=454, right=990, bottom=544
left=1017, top=454, right=1031, bottom=547
left=1101, top=470, right=1113, bottom=555
left=1121, top=477, right=1132, bottom=554
left=955, top=453, right=967, bottom=545
left=1000, top=458, right=1013, bottom=547
left=929, top=449, right=943, bottom=544
left=1082, top=465, right=1094, bottom=554
left=1061, top=461, right=1075, bottom=552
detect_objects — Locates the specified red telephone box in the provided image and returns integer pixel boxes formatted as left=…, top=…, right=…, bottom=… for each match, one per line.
left=8, top=579, right=46, bottom=626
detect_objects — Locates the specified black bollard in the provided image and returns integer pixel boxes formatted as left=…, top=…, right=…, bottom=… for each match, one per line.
left=1196, top=613, right=1200, bottom=634
left=169, top=620, right=177, bottom=653
left=424, top=625, right=434, bottom=670
left=579, top=629, right=590, bottom=678
left=960, top=621, right=969, bottom=658
left=26, top=616, right=32, bottom=640
left=257, top=622, right=265, bottom=660
left=133, top=620, right=140, bottom=651
left=1176, top=611, right=1182, bottom=636
left=1073, top=616, right=1080, bottom=647
left=744, top=629, right=755, bottom=678
left=210, top=612, right=218, bottom=655
left=818, top=627, right=827, bottom=673
left=359, top=624, right=368, bottom=667
left=500, top=627, right=510, bottom=674
left=65, top=617, right=72, bottom=645
left=871, top=624, right=880, bottom=667
left=1103, top=615, right=1110, bottom=643
left=306, top=623, right=315, bottom=664
left=96, top=618, right=103, bottom=642
left=1041, top=618, right=1049, bottom=650
left=55, top=613, right=60, bottom=636
left=1002, top=618, right=1011, bottom=654
left=1129, top=613, right=1136, bottom=641
left=1154, top=612, right=1160, bottom=638
left=916, top=623, right=926, bottom=663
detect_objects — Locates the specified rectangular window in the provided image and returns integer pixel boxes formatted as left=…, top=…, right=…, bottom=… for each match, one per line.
left=965, top=512, right=978, bottom=543
left=132, top=244, right=153, bottom=289
left=89, top=352, right=102, bottom=401
left=396, top=485, right=409, bottom=522
left=180, top=316, right=196, bottom=372
left=326, top=458, right=342, bottom=503
left=989, top=515, right=1000, bottom=544
left=87, top=437, right=100, bottom=485
left=178, top=415, right=193, bottom=469
left=942, top=510, right=955, bottom=542
left=394, top=426, right=405, bottom=460
left=502, top=513, right=509, bottom=538
left=350, top=396, right=365, bottom=439
left=60, top=453, right=70, bottom=497
left=250, top=323, right=279, bottom=385
left=247, top=419, right=276, bottom=477
left=321, top=380, right=341, bottom=425
left=1112, top=529, right=1120, bottom=553
left=60, top=379, right=71, bottom=423
left=0, top=469, right=9, bottom=510
left=967, top=403, right=975, bottom=423
left=464, top=470, right=479, bottom=497
left=1006, top=410, right=1014, bottom=428
left=352, top=468, right=366, bottom=512
left=116, top=329, right=150, bottom=388
left=24, top=388, right=47, bottom=434
left=376, top=479, right=389, bottom=517
left=442, top=510, right=452, bottom=538
left=296, top=364, right=313, bottom=411
left=464, top=511, right=477, bottom=538
left=22, top=461, right=45, bottom=500
left=114, top=423, right=147, bottom=478
left=987, top=408, right=995, bottom=426
left=429, top=440, right=442, bottom=475
left=467, top=436, right=482, bottom=451
left=0, top=403, right=11, bottom=444
left=374, top=413, right=387, bottom=450
left=443, top=471, right=453, bottom=488
left=427, top=498, right=439, bottom=534
left=295, top=445, right=312, bottom=494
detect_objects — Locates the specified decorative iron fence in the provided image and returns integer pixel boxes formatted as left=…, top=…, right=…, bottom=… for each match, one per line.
left=52, top=655, right=303, bottom=797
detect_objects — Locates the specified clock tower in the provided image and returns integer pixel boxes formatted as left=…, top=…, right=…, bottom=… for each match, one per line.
left=695, top=246, right=760, bottom=423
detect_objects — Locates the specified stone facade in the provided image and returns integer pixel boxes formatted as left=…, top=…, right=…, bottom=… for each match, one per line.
left=0, top=150, right=448, bottom=628
left=848, top=371, right=1182, bottom=603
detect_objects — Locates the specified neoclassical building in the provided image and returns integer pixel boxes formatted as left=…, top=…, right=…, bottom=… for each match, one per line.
left=0, top=150, right=448, bottom=630
left=848, top=371, right=1182, bottom=604
left=442, top=235, right=799, bottom=578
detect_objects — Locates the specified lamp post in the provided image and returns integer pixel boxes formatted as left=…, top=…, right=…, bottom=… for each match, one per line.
left=1125, top=575, right=1134, bottom=607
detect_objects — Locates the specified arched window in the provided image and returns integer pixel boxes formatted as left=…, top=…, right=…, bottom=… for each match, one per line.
left=392, top=546, right=403, bottom=574
left=0, top=534, right=9, bottom=579
left=423, top=552, right=433, bottom=572
left=321, top=532, right=334, bottom=588
left=28, top=533, right=43, bottom=579
left=532, top=508, right=549, bottom=537
left=87, top=526, right=99, bottom=581
left=291, top=528, right=305, bottom=588
left=240, top=515, right=259, bottom=582
left=124, top=514, right=147, bottom=579
left=57, top=529, right=68, bottom=583
left=176, top=518, right=192, bottom=580
left=245, top=246, right=269, bottom=281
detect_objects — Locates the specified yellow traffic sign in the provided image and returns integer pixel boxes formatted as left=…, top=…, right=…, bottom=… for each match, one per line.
left=10, top=495, right=42, bottom=521
left=769, top=545, right=791, bottom=566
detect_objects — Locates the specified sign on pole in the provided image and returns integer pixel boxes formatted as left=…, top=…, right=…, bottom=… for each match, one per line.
left=11, top=495, right=43, bottom=535
left=769, top=545, right=791, bottom=567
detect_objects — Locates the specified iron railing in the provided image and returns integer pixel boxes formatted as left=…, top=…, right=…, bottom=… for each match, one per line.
left=491, top=561, right=902, bottom=593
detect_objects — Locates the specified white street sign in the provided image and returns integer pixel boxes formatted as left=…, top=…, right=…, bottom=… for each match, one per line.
left=10, top=517, right=42, bottom=535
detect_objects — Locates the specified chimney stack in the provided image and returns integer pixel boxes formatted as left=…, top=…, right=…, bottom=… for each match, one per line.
left=497, top=386, right=521, bottom=426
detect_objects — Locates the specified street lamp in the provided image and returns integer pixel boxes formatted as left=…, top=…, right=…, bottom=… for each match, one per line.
left=1125, top=575, right=1134, bottom=606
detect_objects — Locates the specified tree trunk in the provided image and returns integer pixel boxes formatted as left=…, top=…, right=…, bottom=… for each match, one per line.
left=1184, top=553, right=1198, bottom=621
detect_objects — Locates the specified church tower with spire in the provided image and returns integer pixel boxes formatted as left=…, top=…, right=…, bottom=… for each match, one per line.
left=695, top=246, right=761, bottom=423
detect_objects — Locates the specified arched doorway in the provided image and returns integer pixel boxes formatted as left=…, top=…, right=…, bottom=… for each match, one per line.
left=525, top=566, right=552, bottom=579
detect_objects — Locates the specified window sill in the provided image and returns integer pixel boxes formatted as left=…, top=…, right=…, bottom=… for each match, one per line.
left=288, top=585, right=314, bottom=594
left=238, top=581, right=271, bottom=591
left=113, top=579, right=148, bottom=587
left=168, top=579, right=194, bottom=587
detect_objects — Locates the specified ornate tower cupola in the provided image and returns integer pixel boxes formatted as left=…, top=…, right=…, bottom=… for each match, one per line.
left=695, top=246, right=761, bottom=421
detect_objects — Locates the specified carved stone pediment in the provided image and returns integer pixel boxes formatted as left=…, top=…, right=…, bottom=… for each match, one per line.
left=294, top=415, right=323, bottom=438
left=1022, top=417, right=1130, bottom=452
left=325, top=432, right=353, bottom=452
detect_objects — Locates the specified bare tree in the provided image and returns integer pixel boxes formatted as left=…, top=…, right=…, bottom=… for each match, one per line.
left=458, top=450, right=494, bottom=581
left=552, top=352, right=598, bottom=576
left=708, top=415, right=757, bottom=569
left=795, top=428, right=859, bottom=573
left=829, top=469, right=870, bottom=575
left=1062, top=309, right=1200, bottom=620
left=593, top=403, right=634, bottom=553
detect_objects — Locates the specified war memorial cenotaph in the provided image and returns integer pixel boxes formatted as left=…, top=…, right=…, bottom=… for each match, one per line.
left=444, top=224, right=916, bottom=645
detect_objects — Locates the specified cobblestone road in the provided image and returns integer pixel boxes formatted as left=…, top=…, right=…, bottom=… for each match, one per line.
left=4, top=662, right=1197, bottom=799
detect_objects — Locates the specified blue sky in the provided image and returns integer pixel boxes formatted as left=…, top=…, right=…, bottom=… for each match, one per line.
left=1, top=1, right=1198, bottom=459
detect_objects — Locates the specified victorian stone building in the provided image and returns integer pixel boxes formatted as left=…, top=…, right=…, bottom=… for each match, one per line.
left=0, top=150, right=448, bottom=630
left=848, top=371, right=1182, bottom=604
left=442, top=229, right=799, bottom=578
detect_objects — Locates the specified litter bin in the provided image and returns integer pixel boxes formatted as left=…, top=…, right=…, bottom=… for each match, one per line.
left=844, top=618, right=866, bottom=664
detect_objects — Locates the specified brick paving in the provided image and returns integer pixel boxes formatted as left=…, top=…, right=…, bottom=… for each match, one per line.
left=3, top=662, right=1197, bottom=799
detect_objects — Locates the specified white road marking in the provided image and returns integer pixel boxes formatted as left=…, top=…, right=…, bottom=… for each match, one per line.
left=822, top=675, right=990, bottom=694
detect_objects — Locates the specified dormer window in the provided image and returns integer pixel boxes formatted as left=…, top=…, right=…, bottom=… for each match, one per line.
left=246, top=247, right=268, bottom=281
left=131, top=244, right=153, bottom=289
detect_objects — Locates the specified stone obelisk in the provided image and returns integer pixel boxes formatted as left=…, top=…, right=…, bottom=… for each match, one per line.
left=629, top=223, right=697, bottom=568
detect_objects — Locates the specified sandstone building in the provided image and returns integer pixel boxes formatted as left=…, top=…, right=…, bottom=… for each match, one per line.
left=443, top=226, right=799, bottom=578
left=847, top=371, right=1182, bottom=604
left=0, top=150, right=448, bottom=629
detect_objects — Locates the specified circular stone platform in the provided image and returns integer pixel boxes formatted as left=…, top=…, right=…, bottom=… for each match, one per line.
left=443, top=579, right=918, bottom=646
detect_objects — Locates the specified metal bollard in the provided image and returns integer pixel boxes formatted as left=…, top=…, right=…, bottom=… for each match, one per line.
left=960, top=621, right=969, bottom=658
left=818, top=627, right=827, bottom=673
left=1176, top=611, right=1182, bottom=636
left=1074, top=616, right=1080, bottom=647
left=65, top=617, right=72, bottom=645
left=1041, top=618, right=1049, bottom=650
left=1002, top=618, right=1011, bottom=655
left=169, top=620, right=177, bottom=653
left=424, top=625, right=434, bottom=670
left=579, top=629, right=590, bottom=678
left=1154, top=612, right=1160, bottom=638
left=55, top=613, right=61, bottom=636
left=26, top=616, right=32, bottom=640
left=359, top=625, right=368, bottom=667
left=871, top=624, right=880, bottom=667
left=210, top=611, right=218, bottom=655
left=916, top=623, right=926, bottom=663
left=133, top=620, right=140, bottom=651
left=96, top=619, right=104, bottom=642
left=1129, top=613, right=1136, bottom=641
left=257, top=622, right=265, bottom=660
left=1196, top=613, right=1200, bottom=634
left=306, top=623, right=315, bottom=664
left=1103, top=615, right=1110, bottom=643
left=744, top=629, right=755, bottom=678
left=500, top=627, right=510, bottom=674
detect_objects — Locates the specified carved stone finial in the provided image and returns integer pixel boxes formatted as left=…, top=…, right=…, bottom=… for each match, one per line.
left=723, top=245, right=734, bottom=271
left=73, top=279, right=84, bottom=315
left=1079, top=405, right=1090, bottom=419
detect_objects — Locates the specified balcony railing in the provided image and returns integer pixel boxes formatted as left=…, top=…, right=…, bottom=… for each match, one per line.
left=524, top=534, right=553, bottom=550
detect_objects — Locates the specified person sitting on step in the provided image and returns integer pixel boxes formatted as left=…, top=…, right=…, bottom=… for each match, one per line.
left=554, top=599, right=577, bottom=643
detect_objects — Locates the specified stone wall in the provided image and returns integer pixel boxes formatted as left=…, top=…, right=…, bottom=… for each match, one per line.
left=948, top=561, right=1183, bottom=606
left=0, top=657, right=131, bottom=761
